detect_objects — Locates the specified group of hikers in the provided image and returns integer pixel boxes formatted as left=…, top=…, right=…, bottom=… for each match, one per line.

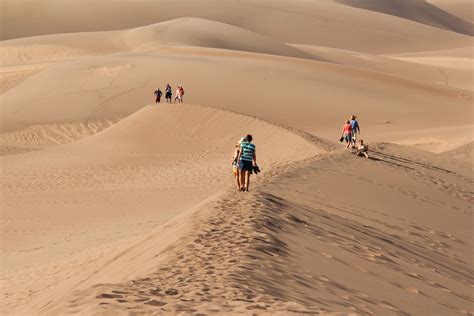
left=154, top=84, right=185, bottom=104
left=230, top=116, right=369, bottom=191
left=341, top=114, right=369, bottom=158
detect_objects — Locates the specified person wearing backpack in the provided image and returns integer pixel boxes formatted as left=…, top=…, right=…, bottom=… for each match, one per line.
left=165, top=84, right=172, bottom=103
left=238, top=134, right=257, bottom=192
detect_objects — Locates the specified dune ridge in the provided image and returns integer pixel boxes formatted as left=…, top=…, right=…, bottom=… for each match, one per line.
left=28, top=143, right=473, bottom=315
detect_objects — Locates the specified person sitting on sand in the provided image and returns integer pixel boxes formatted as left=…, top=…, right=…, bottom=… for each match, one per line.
left=232, top=137, right=245, bottom=190
left=238, top=134, right=257, bottom=192
left=356, top=139, right=369, bottom=158
left=350, top=114, right=360, bottom=147
left=341, top=120, right=353, bottom=149
left=165, top=84, right=172, bottom=103
left=154, top=88, right=162, bottom=104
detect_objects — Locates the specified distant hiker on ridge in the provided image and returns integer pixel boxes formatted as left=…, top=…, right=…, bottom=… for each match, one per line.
left=154, top=88, right=162, bottom=104
left=165, top=84, right=172, bottom=103
left=174, top=85, right=184, bottom=103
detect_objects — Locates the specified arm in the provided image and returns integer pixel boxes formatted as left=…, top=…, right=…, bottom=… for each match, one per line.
left=253, top=150, right=257, bottom=166
left=232, top=148, right=240, bottom=163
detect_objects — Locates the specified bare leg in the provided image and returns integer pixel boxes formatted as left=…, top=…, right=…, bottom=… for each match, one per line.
left=245, top=171, right=251, bottom=191
left=235, top=170, right=241, bottom=190
left=240, top=170, right=246, bottom=191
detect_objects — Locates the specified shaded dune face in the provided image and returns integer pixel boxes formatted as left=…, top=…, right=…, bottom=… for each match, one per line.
left=336, top=0, right=474, bottom=36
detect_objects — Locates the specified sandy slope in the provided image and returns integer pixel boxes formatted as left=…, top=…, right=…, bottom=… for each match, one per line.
left=1, top=47, right=471, bottom=152
left=336, top=0, right=473, bottom=36
left=21, top=143, right=472, bottom=315
left=439, top=141, right=473, bottom=166
left=0, top=105, right=323, bottom=314
left=1, top=0, right=472, bottom=53
left=291, top=44, right=473, bottom=90
left=428, top=0, right=474, bottom=23
left=0, top=18, right=313, bottom=66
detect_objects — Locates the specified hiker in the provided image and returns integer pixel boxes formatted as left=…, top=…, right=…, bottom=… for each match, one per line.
left=174, top=85, right=184, bottom=103
left=355, top=139, right=369, bottom=158
left=179, top=86, right=185, bottom=103
left=341, top=120, right=353, bottom=149
left=232, top=137, right=245, bottom=190
left=165, top=84, right=172, bottom=103
left=154, top=88, right=162, bottom=104
left=350, top=114, right=360, bottom=147
left=238, top=134, right=257, bottom=192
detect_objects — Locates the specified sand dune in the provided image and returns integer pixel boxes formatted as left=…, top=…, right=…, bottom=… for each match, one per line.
left=429, top=0, right=474, bottom=23
left=439, top=141, right=473, bottom=166
left=1, top=1, right=473, bottom=315
left=1, top=47, right=471, bottom=151
left=1, top=0, right=471, bottom=53
left=0, top=18, right=313, bottom=66
left=291, top=44, right=473, bottom=90
left=336, top=0, right=473, bottom=36
left=21, top=143, right=472, bottom=315
left=1, top=104, right=324, bottom=314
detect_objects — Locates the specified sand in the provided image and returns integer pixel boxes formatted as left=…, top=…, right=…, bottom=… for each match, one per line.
left=1, top=0, right=473, bottom=315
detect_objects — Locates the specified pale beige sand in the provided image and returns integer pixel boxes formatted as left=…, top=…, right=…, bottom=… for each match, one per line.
left=1, top=0, right=472, bottom=53
left=1, top=105, right=323, bottom=314
left=16, top=144, right=473, bottom=315
left=1, top=1, right=473, bottom=315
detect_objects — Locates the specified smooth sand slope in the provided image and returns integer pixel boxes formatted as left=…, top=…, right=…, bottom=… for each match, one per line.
left=336, top=0, right=473, bottom=36
left=1, top=0, right=472, bottom=53
left=18, top=143, right=473, bottom=315
left=1, top=0, right=473, bottom=315
left=1, top=46, right=471, bottom=153
left=428, top=0, right=474, bottom=23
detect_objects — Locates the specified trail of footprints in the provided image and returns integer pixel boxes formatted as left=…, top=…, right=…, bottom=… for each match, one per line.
left=66, top=191, right=311, bottom=314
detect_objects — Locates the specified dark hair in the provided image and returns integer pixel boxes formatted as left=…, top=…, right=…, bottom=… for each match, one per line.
left=246, top=134, right=253, bottom=142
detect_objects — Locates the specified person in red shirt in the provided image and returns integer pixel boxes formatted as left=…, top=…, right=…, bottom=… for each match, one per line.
left=341, top=120, right=353, bottom=149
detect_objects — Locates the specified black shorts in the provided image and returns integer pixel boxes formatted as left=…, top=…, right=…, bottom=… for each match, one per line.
left=239, top=160, right=253, bottom=172
left=166, top=92, right=172, bottom=98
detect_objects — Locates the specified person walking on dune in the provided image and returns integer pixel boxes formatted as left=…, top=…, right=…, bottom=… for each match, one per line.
left=341, top=120, right=353, bottom=149
left=154, top=88, right=162, bottom=104
left=165, top=84, right=172, bottom=103
left=350, top=114, right=360, bottom=148
left=174, top=85, right=184, bottom=103
left=179, top=85, right=185, bottom=103
left=238, top=135, right=257, bottom=192
left=232, top=137, right=245, bottom=190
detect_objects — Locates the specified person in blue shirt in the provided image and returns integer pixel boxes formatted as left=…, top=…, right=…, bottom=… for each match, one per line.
left=349, top=114, right=360, bottom=148
left=238, top=134, right=257, bottom=192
